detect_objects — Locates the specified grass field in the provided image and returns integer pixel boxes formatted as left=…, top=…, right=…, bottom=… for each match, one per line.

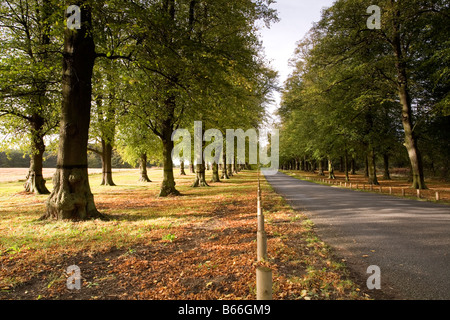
left=0, top=168, right=370, bottom=300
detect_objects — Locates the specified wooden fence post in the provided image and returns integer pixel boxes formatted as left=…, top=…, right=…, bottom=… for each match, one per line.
left=257, top=174, right=267, bottom=262
left=256, top=266, right=272, bottom=300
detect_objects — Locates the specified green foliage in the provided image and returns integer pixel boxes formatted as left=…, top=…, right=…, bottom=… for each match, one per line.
left=278, top=0, right=449, bottom=178
left=0, top=0, right=62, bottom=152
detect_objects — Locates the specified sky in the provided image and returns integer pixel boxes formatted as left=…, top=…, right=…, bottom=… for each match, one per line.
left=258, top=0, right=336, bottom=114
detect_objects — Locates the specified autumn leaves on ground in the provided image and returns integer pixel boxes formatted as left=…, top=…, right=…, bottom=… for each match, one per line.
left=0, top=169, right=370, bottom=300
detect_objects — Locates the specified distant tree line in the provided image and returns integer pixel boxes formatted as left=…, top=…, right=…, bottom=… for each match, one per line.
left=278, top=0, right=449, bottom=185
left=0, top=150, right=137, bottom=169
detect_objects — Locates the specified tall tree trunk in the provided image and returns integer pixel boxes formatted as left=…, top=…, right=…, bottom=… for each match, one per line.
left=383, top=153, right=391, bottom=180
left=44, top=3, right=102, bottom=220
left=364, top=155, right=369, bottom=178
left=25, top=0, right=51, bottom=195
left=368, top=148, right=379, bottom=185
left=211, top=162, right=221, bottom=182
left=392, top=10, right=426, bottom=189
left=318, top=159, right=325, bottom=176
left=192, top=162, right=209, bottom=187
left=160, top=122, right=179, bottom=196
left=99, top=76, right=116, bottom=186
left=227, top=163, right=233, bottom=177
left=398, top=84, right=426, bottom=189
left=344, top=150, right=350, bottom=182
left=25, top=116, right=50, bottom=194
left=189, top=163, right=195, bottom=173
left=180, top=161, right=187, bottom=175
left=351, top=156, right=356, bottom=175
left=138, top=153, right=151, bottom=182
left=328, top=158, right=336, bottom=179
left=221, top=152, right=230, bottom=179
left=100, top=138, right=115, bottom=186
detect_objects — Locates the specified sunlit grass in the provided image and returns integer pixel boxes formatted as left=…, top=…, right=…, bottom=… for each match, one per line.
left=0, top=169, right=262, bottom=258
left=0, top=168, right=367, bottom=300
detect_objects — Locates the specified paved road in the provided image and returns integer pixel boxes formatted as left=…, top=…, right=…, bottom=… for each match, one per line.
left=264, top=172, right=450, bottom=300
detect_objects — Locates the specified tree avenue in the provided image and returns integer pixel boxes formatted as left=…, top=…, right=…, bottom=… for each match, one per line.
left=278, top=0, right=449, bottom=188
left=1, top=0, right=277, bottom=220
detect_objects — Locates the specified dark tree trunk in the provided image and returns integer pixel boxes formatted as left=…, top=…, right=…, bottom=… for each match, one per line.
left=24, top=0, right=51, bottom=195
left=180, top=161, right=187, bottom=176
left=392, top=14, right=426, bottom=189
left=364, top=155, right=369, bottom=178
left=227, top=164, right=233, bottom=177
left=351, top=156, right=356, bottom=175
left=368, top=149, right=379, bottom=185
left=160, top=122, right=179, bottom=196
left=192, top=162, right=209, bottom=187
left=328, top=158, right=336, bottom=179
left=383, top=153, right=391, bottom=180
left=156, top=1, right=180, bottom=197
left=100, top=138, right=115, bottom=186
left=211, top=162, right=221, bottom=182
left=189, top=163, right=195, bottom=173
left=25, top=116, right=50, bottom=194
left=221, top=152, right=230, bottom=179
left=318, top=159, right=325, bottom=176
left=344, top=150, right=350, bottom=182
left=138, top=153, right=151, bottom=182
left=44, top=3, right=102, bottom=220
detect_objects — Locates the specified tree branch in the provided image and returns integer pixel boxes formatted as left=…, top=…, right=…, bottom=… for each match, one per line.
left=0, top=109, right=32, bottom=121
left=87, top=146, right=102, bottom=155
left=95, top=52, right=134, bottom=61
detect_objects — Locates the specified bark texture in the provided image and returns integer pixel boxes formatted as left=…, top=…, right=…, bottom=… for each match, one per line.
left=210, top=162, right=221, bottom=183
left=159, top=122, right=179, bottom=196
left=221, top=153, right=230, bottom=179
left=44, top=3, right=102, bottom=220
left=138, top=153, right=152, bottom=182
left=392, top=11, right=426, bottom=189
left=367, top=149, right=379, bottom=185
left=24, top=118, right=50, bottom=194
left=383, top=153, right=391, bottom=180
left=100, top=139, right=115, bottom=186
left=192, top=162, right=209, bottom=187
left=328, top=159, right=336, bottom=179
left=180, top=161, right=187, bottom=176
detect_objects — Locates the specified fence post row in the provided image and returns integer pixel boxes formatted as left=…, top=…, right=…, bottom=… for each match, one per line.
left=256, top=170, right=272, bottom=300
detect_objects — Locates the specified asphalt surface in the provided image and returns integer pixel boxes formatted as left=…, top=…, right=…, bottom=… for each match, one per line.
left=264, top=171, right=450, bottom=300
